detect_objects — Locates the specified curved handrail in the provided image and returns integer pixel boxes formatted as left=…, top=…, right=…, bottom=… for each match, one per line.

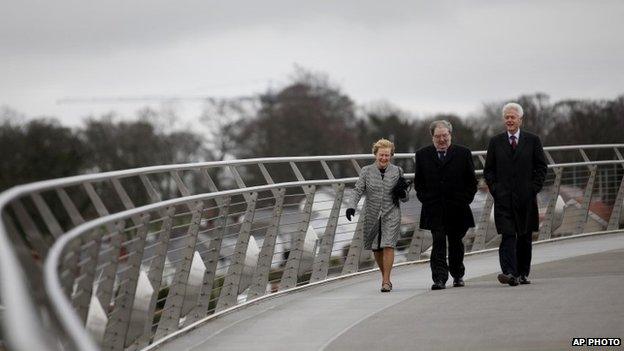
left=0, top=232, right=51, bottom=351
left=1, top=144, right=621, bottom=198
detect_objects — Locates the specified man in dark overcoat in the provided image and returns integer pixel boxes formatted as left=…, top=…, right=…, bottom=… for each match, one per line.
left=415, top=120, right=478, bottom=290
left=484, top=102, right=547, bottom=286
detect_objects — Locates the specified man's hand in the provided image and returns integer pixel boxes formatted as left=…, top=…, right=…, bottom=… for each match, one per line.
left=345, top=208, right=355, bottom=221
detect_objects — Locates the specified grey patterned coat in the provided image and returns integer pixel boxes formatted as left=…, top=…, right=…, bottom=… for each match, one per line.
left=348, top=163, right=408, bottom=250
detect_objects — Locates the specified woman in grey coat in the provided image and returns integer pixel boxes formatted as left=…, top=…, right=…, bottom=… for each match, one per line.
left=345, top=139, right=409, bottom=292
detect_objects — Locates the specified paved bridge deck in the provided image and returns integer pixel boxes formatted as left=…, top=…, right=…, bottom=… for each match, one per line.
left=159, top=232, right=624, bottom=351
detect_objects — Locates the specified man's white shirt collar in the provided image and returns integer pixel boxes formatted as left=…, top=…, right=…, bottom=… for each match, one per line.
left=507, top=129, right=521, bottom=140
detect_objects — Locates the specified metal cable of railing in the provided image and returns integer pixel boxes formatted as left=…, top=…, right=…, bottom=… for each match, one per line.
left=1, top=144, right=623, bottom=351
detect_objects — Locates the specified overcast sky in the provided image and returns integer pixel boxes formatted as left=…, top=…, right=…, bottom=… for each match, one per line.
left=1, top=0, right=623, bottom=126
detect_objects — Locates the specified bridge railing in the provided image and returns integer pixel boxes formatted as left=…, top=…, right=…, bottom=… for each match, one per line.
left=1, top=144, right=623, bottom=350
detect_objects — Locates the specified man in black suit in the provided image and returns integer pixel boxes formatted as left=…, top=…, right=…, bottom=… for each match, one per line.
left=484, top=102, right=548, bottom=286
left=415, top=120, right=478, bottom=290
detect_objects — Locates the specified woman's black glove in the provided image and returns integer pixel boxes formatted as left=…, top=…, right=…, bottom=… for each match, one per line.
left=345, top=208, right=355, bottom=221
left=392, top=176, right=411, bottom=206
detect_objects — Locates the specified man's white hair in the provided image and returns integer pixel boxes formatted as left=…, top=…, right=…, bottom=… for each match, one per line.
left=502, top=102, right=524, bottom=118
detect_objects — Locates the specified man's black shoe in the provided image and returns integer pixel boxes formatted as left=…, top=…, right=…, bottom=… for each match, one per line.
left=431, top=281, right=446, bottom=290
left=508, top=276, right=519, bottom=286
left=497, top=273, right=519, bottom=286
left=453, top=278, right=465, bottom=287
left=519, top=276, right=531, bottom=284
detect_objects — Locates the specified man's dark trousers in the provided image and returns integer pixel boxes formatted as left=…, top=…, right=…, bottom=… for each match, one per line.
left=500, top=229, right=533, bottom=277
left=431, top=229, right=466, bottom=283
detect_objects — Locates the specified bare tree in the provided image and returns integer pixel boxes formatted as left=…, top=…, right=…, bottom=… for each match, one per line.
left=358, top=101, right=418, bottom=152
left=199, top=97, right=259, bottom=162
left=233, top=67, right=359, bottom=158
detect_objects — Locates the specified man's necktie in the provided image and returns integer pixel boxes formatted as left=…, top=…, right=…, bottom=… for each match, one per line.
left=510, top=135, right=517, bottom=150
left=437, top=151, right=445, bottom=161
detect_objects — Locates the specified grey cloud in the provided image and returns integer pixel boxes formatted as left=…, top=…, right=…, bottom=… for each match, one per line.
left=1, top=0, right=450, bottom=56
left=1, top=0, right=623, bottom=123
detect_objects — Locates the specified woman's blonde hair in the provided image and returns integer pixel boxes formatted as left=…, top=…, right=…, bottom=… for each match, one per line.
left=371, top=138, right=395, bottom=156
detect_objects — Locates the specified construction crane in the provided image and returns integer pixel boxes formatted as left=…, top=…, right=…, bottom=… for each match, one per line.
left=56, top=95, right=257, bottom=105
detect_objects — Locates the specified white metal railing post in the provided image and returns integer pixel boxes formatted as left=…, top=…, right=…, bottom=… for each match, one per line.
left=279, top=186, right=316, bottom=290
left=538, top=168, right=563, bottom=240
left=153, top=201, right=204, bottom=339
left=248, top=189, right=286, bottom=299
left=310, top=183, right=345, bottom=282
left=574, top=165, right=598, bottom=235
left=216, top=193, right=258, bottom=311
left=607, top=148, right=624, bottom=230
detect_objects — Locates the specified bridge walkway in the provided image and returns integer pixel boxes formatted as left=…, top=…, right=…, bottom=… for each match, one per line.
left=159, top=232, right=624, bottom=351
